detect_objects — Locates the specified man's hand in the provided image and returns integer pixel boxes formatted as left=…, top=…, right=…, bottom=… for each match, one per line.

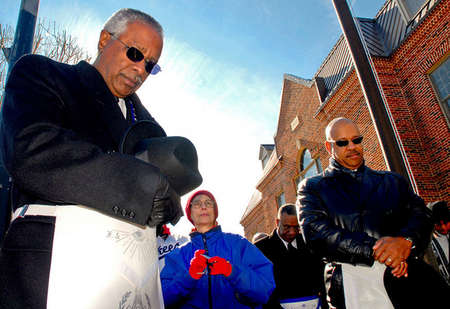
left=189, top=249, right=208, bottom=280
left=390, top=260, right=408, bottom=278
left=373, top=236, right=412, bottom=277
left=208, top=256, right=232, bottom=277
left=147, top=176, right=183, bottom=227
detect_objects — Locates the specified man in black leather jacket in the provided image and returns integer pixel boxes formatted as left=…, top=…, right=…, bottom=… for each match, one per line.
left=297, top=117, right=448, bottom=308
left=0, top=8, right=184, bottom=308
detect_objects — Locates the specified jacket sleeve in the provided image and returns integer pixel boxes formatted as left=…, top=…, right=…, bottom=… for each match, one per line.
left=226, top=237, right=276, bottom=306
left=160, top=247, right=198, bottom=306
left=297, top=177, right=376, bottom=266
left=0, top=55, right=163, bottom=225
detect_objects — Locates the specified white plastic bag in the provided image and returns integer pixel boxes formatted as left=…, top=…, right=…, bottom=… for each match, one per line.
left=46, top=205, right=164, bottom=309
left=341, top=262, right=394, bottom=309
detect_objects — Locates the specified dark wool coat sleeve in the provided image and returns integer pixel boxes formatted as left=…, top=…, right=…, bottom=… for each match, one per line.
left=0, top=55, right=166, bottom=226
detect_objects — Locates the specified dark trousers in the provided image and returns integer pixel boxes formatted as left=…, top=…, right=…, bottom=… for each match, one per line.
left=0, top=216, right=55, bottom=309
left=384, top=258, right=450, bottom=309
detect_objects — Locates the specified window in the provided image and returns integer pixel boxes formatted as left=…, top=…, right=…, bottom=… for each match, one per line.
left=429, top=56, right=450, bottom=125
left=296, top=149, right=322, bottom=189
left=276, top=192, right=286, bottom=209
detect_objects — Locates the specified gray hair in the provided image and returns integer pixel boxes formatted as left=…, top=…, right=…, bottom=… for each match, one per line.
left=103, top=8, right=163, bottom=38
left=277, top=203, right=297, bottom=219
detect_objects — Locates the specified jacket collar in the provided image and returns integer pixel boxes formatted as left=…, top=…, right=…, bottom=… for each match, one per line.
left=325, top=158, right=366, bottom=180
left=325, top=159, right=384, bottom=199
left=270, top=229, right=305, bottom=251
left=190, top=225, right=222, bottom=245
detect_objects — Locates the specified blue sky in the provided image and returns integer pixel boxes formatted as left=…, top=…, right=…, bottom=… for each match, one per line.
left=1, top=0, right=386, bottom=235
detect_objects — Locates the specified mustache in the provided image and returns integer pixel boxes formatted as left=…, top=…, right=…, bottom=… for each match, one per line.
left=134, top=75, right=143, bottom=85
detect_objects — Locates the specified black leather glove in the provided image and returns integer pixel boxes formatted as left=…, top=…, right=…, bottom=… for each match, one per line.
left=147, top=175, right=183, bottom=227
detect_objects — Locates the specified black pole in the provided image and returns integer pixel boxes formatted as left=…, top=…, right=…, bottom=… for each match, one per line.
left=331, top=0, right=415, bottom=190
left=5, top=0, right=40, bottom=77
left=0, top=0, right=40, bottom=245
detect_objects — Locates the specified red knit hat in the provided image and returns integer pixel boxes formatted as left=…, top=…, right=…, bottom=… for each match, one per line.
left=185, top=190, right=219, bottom=225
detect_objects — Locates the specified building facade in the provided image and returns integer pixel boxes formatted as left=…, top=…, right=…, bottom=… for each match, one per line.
left=241, top=0, right=449, bottom=240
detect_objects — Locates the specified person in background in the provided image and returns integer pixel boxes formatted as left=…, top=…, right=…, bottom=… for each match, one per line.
left=297, top=117, right=448, bottom=308
left=424, top=200, right=450, bottom=286
left=160, top=189, right=275, bottom=308
left=252, top=232, right=269, bottom=244
left=157, top=224, right=188, bottom=269
left=255, top=203, right=326, bottom=309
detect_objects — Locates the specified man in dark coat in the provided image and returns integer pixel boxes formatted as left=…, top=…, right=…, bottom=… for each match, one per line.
left=297, top=117, right=448, bottom=308
left=424, top=200, right=450, bottom=286
left=0, top=8, right=184, bottom=309
left=255, top=204, right=325, bottom=308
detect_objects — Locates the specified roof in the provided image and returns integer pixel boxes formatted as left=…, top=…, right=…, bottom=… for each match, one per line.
left=313, top=0, right=440, bottom=103
left=241, top=148, right=279, bottom=221
left=284, top=74, right=314, bottom=87
left=240, top=189, right=262, bottom=221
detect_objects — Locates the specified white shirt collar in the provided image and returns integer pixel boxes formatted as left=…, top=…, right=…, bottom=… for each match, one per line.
left=276, top=229, right=297, bottom=249
left=117, top=98, right=126, bottom=119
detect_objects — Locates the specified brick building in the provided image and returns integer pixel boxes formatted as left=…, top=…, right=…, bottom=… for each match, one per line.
left=241, top=0, right=449, bottom=240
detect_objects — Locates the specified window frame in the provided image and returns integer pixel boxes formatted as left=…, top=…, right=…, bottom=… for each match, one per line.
left=428, top=54, right=450, bottom=128
left=294, top=148, right=323, bottom=193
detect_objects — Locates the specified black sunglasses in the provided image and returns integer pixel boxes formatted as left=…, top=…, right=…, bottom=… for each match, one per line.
left=109, top=33, right=161, bottom=75
left=330, top=136, right=363, bottom=147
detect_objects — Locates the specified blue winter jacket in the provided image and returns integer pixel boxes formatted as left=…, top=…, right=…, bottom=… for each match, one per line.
left=160, top=226, right=275, bottom=308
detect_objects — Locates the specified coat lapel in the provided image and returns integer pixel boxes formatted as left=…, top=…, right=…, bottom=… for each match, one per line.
left=272, top=231, right=289, bottom=254
left=75, top=61, right=130, bottom=148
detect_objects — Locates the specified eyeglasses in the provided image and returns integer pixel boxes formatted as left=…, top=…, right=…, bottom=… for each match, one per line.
left=109, top=32, right=161, bottom=75
left=328, top=136, right=363, bottom=147
left=191, top=200, right=215, bottom=209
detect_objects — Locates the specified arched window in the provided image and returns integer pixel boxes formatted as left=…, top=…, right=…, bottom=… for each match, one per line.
left=294, top=149, right=322, bottom=190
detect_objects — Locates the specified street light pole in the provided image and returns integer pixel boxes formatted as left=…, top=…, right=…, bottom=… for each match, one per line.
left=4, top=0, right=40, bottom=77
left=0, top=0, right=40, bottom=245
left=331, top=0, right=416, bottom=191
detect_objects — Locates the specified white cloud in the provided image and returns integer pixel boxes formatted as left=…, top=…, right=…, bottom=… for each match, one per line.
left=137, top=38, right=279, bottom=235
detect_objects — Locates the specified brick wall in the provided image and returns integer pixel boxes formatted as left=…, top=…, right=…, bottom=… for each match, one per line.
left=378, top=0, right=449, bottom=201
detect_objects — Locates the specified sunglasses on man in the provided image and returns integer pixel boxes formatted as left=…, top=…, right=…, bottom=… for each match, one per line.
left=109, top=32, right=161, bottom=75
left=329, top=136, right=363, bottom=147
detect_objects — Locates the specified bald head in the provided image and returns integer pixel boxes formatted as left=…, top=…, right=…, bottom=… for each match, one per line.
left=325, top=117, right=358, bottom=141
left=325, top=117, right=364, bottom=170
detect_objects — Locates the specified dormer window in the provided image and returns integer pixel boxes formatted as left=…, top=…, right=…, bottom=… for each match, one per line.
left=259, top=144, right=275, bottom=170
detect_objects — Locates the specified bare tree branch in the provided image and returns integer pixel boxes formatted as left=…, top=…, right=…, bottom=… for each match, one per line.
left=1, top=18, right=92, bottom=100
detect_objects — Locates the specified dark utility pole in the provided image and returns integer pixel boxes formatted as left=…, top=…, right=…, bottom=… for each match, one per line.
left=4, top=0, right=40, bottom=77
left=0, top=0, right=40, bottom=244
left=331, top=0, right=416, bottom=190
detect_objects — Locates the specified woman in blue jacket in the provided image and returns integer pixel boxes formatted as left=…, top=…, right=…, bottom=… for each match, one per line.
left=160, top=190, right=275, bottom=308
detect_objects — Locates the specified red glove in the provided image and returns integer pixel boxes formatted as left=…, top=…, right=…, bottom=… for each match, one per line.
left=189, top=249, right=207, bottom=280
left=208, top=256, right=232, bottom=277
